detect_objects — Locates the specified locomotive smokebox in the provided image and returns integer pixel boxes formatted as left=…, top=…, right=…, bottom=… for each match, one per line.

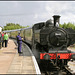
left=53, top=15, right=60, bottom=27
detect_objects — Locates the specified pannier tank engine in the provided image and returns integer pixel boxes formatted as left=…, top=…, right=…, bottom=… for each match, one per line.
left=32, top=15, right=75, bottom=66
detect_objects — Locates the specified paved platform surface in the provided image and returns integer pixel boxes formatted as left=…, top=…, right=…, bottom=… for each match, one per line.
left=0, top=39, right=36, bottom=74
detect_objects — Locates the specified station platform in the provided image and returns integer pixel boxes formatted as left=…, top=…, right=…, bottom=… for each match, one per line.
left=0, top=39, right=41, bottom=74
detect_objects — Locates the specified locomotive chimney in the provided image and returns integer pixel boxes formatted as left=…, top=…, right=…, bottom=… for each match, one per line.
left=53, top=15, right=60, bottom=27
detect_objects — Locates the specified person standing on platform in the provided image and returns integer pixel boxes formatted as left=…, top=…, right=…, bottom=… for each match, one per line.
left=6, top=33, right=9, bottom=44
left=16, top=33, right=22, bottom=53
left=0, top=32, right=2, bottom=49
left=3, top=33, right=8, bottom=47
left=2, top=32, right=4, bottom=47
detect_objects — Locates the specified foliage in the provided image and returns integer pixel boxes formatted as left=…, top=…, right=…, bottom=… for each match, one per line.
left=59, top=22, right=75, bottom=30
left=3, top=22, right=75, bottom=31
left=3, top=23, right=29, bottom=31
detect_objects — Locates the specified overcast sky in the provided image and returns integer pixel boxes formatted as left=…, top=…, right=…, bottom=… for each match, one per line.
left=0, top=1, right=75, bottom=27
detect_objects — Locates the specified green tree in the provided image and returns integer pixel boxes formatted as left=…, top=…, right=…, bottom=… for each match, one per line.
left=59, top=22, right=75, bottom=30
left=3, top=23, right=29, bottom=31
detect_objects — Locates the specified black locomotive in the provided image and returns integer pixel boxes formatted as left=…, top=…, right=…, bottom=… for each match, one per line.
left=33, top=15, right=75, bottom=50
left=5, top=15, right=75, bottom=67
left=31, top=15, right=75, bottom=66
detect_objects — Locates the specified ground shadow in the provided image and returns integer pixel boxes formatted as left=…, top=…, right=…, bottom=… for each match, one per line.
left=3, top=52, right=16, bottom=54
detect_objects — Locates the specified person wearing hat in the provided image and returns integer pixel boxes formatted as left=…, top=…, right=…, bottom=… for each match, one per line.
left=16, top=33, right=22, bottom=53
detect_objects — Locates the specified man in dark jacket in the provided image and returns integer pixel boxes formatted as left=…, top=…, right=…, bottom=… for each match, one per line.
left=16, top=33, right=22, bottom=53
left=0, top=32, right=2, bottom=49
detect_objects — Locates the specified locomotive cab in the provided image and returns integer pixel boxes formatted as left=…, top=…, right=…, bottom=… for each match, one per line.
left=32, top=22, right=45, bottom=43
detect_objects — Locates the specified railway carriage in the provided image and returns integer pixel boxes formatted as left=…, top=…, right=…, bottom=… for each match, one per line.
left=24, top=27, right=32, bottom=45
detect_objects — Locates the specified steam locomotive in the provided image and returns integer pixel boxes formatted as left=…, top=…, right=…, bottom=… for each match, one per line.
left=5, top=15, right=75, bottom=67
left=31, top=15, right=75, bottom=67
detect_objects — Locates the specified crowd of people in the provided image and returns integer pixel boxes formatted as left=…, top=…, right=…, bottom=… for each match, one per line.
left=0, top=32, right=22, bottom=54
left=0, top=32, right=8, bottom=48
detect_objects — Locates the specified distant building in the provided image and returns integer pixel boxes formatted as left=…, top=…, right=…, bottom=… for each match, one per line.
left=0, top=27, right=2, bottom=32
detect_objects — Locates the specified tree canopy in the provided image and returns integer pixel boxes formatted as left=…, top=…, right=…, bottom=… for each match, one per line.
left=3, top=23, right=29, bottom=31
left=59, top=22, right=75, bottom=30
left=2, top=22, right=75, bottom=31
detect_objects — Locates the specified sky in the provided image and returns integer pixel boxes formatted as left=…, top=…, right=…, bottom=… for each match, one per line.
left=0, top=1, right=75, bottom=27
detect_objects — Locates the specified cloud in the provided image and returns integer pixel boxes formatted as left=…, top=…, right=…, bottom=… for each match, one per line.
left=34, top=14, right=38, bottom=19
left=0, top=1, right=75, bottom=27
